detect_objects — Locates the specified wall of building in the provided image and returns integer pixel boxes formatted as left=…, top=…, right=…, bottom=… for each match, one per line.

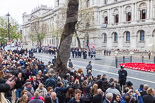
left=22, top=0, right=155, bottom=51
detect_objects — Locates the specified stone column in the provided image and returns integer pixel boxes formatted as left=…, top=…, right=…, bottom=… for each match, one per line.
left=122, top=7, right=126, bottom=23
left=108, top=9, right=111, bottom=24
left=147, top=0, right=150, bottom=19
left=119, top=6, right=121, bottom=23
left=98, top=11, right=101, bottom=24
left=134, top=3, right=137, bottom=21
left=111, top=9, right=114, bottom=24
left=137, top=9, right=140, bottom=20
left=150, top=0, right=153, bottom=18
left=121, top=6, right=124, bottom=23
left=132, top=3, right=135, bottom=21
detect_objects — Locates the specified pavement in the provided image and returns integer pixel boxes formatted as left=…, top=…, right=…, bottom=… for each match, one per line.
left=34, top=53, right=155, bottom=90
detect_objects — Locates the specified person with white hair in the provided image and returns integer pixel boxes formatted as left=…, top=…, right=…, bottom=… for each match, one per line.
left=106, top=82, right=120, bottom=95
left=51, top=92, right=59, bottom=103
left=93, top=89, right=104, bottom=103
left=103, top=93, right=113, bottom=103
left=28, top=91, right=43, bottom=103
left=140, top=84, right=149, bottom=97
left=36, top=83, right=47, bottom=98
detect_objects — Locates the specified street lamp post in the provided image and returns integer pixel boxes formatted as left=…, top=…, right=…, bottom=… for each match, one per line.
left=6, top=13, right=10, bottom=42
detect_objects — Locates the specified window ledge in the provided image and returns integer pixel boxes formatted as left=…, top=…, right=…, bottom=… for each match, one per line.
left=125, top=21, right=131, bottom=24
left=139, top=41, right=145, bottom=43
left=137, top=19, right=146, bottom=22
left=125, top=41, right=130, bottom=43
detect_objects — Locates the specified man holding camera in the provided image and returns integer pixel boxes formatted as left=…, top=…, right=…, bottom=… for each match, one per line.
left=0, top=56, right=16, bottom=92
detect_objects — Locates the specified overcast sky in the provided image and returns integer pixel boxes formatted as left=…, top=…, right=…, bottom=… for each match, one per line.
left=0, top=0, right=54, bottom=24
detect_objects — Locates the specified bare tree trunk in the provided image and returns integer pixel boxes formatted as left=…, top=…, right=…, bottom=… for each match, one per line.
left=75, top=30, right=82, bottom=50
left=54, top=0, right=79, bottom=74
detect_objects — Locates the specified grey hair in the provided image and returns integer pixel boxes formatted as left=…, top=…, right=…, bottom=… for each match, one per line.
left=97, top=89, right=103, bottom=95
left=51, top=92, right=56, bottom=96
left=144, top=84, right=149, bottom=90
left=34, top=91, right=40, bottom=98
left=106, top=93, right=113, bottom=99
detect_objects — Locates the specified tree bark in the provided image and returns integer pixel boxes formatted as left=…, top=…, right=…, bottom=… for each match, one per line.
left=54, top=0, right=79, bottom=74
left=75, top=30, right=82, bottom=50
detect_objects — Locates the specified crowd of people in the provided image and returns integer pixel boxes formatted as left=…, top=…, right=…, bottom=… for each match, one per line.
left=0, top=48, right=155, bottom=103
left=71, top=48, right=96, bottom=59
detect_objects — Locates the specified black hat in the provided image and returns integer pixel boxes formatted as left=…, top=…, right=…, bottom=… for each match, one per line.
left=126, top=81, right=133, bottom=87
left=89, top=61, right=91, bottom=63
left=121, top=65, right=124, bottom=69
left=25, top=82, right=31, bottom=86
left=140, top=84, right=144, bottom=88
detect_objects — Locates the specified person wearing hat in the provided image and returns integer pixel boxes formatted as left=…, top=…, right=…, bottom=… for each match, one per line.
left=86, top=61, right=92, bottom=74
left=68, top=59, right=73, bottom=68
left=24, top=82, right=34, bottom=101
left=118, top=65, right=127, bottom=90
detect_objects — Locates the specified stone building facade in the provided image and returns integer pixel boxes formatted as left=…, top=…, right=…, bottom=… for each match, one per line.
left=22, top=0, right=155, bottom=51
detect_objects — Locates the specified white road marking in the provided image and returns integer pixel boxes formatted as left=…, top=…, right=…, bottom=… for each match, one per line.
left=35, top=53, right=155, bottom=76
left=74, top=64, right=155, bottom=84
left=72, top=59, right=155, bottom=76
left=34, top=53, right=155, bottom=83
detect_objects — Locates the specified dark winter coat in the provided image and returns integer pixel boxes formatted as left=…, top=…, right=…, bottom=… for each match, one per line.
left=15, top=77, right=25, bottom=89
left=143, top=94, right=155, bottom=103
left=55, top=87, right=70, bottom=103
left=0, top=79, right=10, bottom=92
left=68, top=97, right=84, bottom=103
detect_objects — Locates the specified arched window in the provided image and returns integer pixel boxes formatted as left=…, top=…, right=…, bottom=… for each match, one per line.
left=104, top=16, right=108, bottom=24
left=140, top=9, right=146, bottom=19
left=104, top=34, right=107, bottom=42
left=103, top=11, right=108, bottom=24
left=115, top=14, right=119, bottom=23
left=126, top=12, right=131, bottom=21
left=114, top=32, right=118, bottom=42
left=139, top=3, right=147, bottom=20
left=140, top=30, right=145, bottom=41
left=126, top=31, right=130, bottom=41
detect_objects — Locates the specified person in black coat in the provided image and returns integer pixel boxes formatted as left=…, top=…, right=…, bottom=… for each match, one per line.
left=142, top=88, right=155, bottom=103
left=140, top=84, right=149, bottom=97
left=93, top=89, right=104, bottom=103
left=15, top=72, right=25, bottom=97
left=71, top=48, right=75, bottom=58
left=55, top=82, right=70, bottom=103
left=118, top=66, right=127, bottom=88
left=68, top=59, right=73, bottom=68
left=69, top=89, right=84, bottom=103
left=31, top=76, right=39, bottom=90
